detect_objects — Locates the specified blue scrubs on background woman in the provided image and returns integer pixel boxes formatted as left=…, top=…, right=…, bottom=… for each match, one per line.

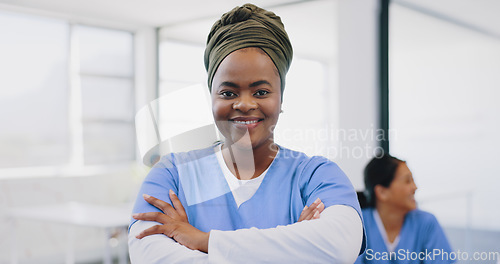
left=355, top=154, right=455, bottom=264
left=357, top=208, right=455, bottom=263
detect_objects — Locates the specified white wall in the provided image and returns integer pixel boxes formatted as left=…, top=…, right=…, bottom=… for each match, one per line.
left=336, top=0, right=380, bottom=190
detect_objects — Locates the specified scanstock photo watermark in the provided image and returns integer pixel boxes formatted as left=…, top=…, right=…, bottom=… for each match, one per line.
left=364, top=248, right=499, bottom=262
left=273, top=124, right=396, bottom=159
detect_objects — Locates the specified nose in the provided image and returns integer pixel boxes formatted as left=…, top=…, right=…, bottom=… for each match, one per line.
left=412, top=181, right=418, bottom=193
left=233, top=93, right=257, bottom=112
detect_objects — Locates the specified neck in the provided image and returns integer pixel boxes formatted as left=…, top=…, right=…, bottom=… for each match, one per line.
left=221, top=139, right=278, bottom=180
left=375, top=203, right=407, bottom=242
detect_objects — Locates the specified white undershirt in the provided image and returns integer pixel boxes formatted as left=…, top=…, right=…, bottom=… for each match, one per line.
left=373, top=209, right=400, bottom=252
left=214, top=144, right=270, bottom=207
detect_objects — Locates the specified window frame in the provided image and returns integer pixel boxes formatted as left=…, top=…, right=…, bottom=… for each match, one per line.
left=0, top=10, right=138, bottom=179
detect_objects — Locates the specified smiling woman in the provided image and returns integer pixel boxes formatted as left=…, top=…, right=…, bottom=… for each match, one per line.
left=128, top=3, right=365, bottom=263
left=355, top=154, right=454, bottom=264
left=211, top=47, right=281, bottom=170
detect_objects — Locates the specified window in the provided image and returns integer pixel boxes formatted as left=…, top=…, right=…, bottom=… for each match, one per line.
left=158, top=41, right=206, bottom=96
left=0, top=11, right=69, bottom=168
left=76, top=25, right=135, bottom=165
left=0, top=11, right=135, bottom=174
left=389, top=3, right=500, bottom=232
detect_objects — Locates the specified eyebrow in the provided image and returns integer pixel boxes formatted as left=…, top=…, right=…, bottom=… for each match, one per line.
left=249, top=80, right=272, bottom=87
left=219, top=81, right=239, bottom=89
left=219, top=80, right=272, bottom=89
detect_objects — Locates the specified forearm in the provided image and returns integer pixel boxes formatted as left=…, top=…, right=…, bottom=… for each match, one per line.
left=208, top=205, right=363, bottom=264
left=128, top=220, right=208, bottom=264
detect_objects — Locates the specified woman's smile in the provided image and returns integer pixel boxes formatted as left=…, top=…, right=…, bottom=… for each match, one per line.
left=230, top=117, right=264, bottom=129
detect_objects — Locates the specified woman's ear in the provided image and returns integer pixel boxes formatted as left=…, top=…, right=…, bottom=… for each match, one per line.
left=374, top=184, right=389, bottom=203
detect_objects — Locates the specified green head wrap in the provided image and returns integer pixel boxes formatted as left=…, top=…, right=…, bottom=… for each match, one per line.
left=204, top=3, right=293, bottom=100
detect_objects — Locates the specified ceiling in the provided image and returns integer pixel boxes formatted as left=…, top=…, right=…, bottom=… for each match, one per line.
left=1, top=0, right=498, bottom=30
left=0, top=0, right=337, bottom=60
left=0, top=0, right=318, bottom=27
left=158, top=0, right=337, bottom=60
left=0, top=0, right=498, bottom=60
left=394, top=0, right=500, bottom=39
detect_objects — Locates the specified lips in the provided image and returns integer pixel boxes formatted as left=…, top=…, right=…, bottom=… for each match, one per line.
left=233, top=120, right=260, bottom=124
left=230, top=116, right=263, bottom=122
left=229, top=117, right=264, bottom=129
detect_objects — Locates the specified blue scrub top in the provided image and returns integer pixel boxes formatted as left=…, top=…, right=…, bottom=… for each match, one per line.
left=355, top=208, right=455, bottom=264
left=131, top=144, right=366, bottom=254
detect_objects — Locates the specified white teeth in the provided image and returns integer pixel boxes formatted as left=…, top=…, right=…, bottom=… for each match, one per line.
left=234, top=120, right=259, bottom=124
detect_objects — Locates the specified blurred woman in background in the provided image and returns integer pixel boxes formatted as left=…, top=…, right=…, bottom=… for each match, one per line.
left=356, top=153, right=455, bottom=263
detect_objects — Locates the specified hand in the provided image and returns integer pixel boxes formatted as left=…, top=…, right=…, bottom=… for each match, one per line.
left=132, top=190, right=210, bottom=253
left=298, top=198, right=324, bottom=222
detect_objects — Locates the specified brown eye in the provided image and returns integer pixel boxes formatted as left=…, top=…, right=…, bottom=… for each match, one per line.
left=254, top=90, right=269, bottom=96
left=221, top=91, right=237, bottom=98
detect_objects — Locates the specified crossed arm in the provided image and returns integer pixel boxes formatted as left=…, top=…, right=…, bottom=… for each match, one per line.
left=129, top=191, right=363, bottom=263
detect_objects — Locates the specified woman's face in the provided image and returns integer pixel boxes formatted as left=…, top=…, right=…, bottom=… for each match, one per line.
left=211, top=47, right=281, bottom=150
left=383, top=162, right=418, bottom=212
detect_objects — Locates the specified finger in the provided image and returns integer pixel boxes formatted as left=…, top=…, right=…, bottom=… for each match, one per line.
left=169, top=190, right=187, bottom=219
left=305, top=199, right=323, bottom=220
left=302, top=198, right=320, bottom=214
left=298, top=198, right=323, bottom=222
left=136, top=224, right=171, bottom=239
left=301, top=205, right=309, bottom=215
left=302, top=211, right=314, bottom=221
left=313, top=210, right=320, bottom=219
left=305, top=198, right=322, bottom=213
left=143, top=194, right=177, bottom=217
left=298, top=205, right=308, bottom=221
left=298, top=201, right=320, bottom=221
left=299, top=204, right=315, bottom=218
left=313, top=198, right=322, bottom=205
left=132, top=212, right=171, bottom=223
left=306, top=198, right=321, bottom=212
left=312, top=202, right=325, bottom=219
left=298, top=207, right=308, bottom=221
left=317, top=202, right=325, bottom=213
left=304, top=204, right=318, bottom=217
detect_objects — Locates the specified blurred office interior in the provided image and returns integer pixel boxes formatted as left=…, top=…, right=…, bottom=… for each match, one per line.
left=0, top=0, right=499, bottom=263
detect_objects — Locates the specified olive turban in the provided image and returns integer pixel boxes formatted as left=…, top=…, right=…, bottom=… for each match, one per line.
left=204, top=3, right=293, bottom=100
